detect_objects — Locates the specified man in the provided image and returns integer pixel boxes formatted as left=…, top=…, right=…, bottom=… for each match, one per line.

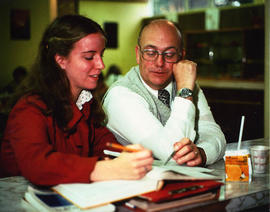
left=103, top=19, right=226, bottom=166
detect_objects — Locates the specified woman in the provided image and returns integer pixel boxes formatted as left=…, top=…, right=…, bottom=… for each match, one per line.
left=0, top=15, right=153, bottom=186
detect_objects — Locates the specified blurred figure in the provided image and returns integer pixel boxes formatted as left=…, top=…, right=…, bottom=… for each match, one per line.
left=105, top=64, right=123, bottom=87
left=0, top=66, right=28, bottom=110
left=93, top=72, right=108, bottom=103
left=1, top=66, right=27, bottom=95
left=0, top=66, right=27, bottom=137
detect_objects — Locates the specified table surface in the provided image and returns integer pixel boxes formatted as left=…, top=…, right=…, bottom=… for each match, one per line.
left=213, top=138, right=270, bottom=212
left=0, top=138, right=269, bottom=212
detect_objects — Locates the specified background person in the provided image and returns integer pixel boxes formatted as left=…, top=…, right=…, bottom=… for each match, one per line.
left=105, top=64, right=123, bottom=87
left=0, top=66, right=28, bottom=95
left=0, top=66, right=28, bottom=113
left=0, top=15, right=153, bottom=186
left=103, top=19, right=226, bottom=167
left=0, top=66, right=28, bottom=139
left=93, top=72, right=108, bottom=103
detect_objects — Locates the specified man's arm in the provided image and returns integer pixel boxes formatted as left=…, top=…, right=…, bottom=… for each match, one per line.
left=172, top=60, right=225, bottom=166
left=169, top=88, right=226, bottom=166
left=194, top=88, right=226, bottom=165
left=103, top=85, right=197, bottom=162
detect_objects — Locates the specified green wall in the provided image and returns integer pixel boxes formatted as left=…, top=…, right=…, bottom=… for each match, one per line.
left=79, top=0, right=150, bottom=76
left=0, top=0, right=149, bottom=88
left=0, top=0, right=51, bottom=89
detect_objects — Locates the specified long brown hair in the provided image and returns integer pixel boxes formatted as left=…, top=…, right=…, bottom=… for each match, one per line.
left=11, top=15, right=107, bottom=130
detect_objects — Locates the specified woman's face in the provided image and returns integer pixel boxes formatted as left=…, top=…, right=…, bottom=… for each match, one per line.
left=56, top=33, right=106, bottom=99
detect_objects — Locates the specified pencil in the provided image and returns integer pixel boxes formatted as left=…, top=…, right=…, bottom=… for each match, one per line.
left=163, top=150, right=177, bottom=166
left=106, top=142, right=140, bottom=152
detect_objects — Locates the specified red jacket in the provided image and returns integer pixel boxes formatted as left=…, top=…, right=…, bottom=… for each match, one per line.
left=0, top=95, right=117, bottom=186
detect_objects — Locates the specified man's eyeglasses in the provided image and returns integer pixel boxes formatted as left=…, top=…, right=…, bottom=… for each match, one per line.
left=139, top=47, right=182, bottom=63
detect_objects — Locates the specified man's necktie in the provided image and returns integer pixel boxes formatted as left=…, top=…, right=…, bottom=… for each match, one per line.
left=158, top=89, right=170, bottom=108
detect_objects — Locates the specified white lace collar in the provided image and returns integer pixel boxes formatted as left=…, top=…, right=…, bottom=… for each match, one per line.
left=76, top=90, right=93, bottom=110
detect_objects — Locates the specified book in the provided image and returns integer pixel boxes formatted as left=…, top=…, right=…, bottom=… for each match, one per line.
left=24, top=184, right=115, bottom=212
left=53, top=177, right=162, bottom=210
left=127, top=190, right=219, bottom=212
left=52, top=160, right=221, bottom=210
left=139, top=180, right=223, bottom=202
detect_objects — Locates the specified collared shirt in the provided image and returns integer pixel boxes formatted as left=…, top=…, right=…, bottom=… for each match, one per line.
left=139, top=74, right=173, bottom=106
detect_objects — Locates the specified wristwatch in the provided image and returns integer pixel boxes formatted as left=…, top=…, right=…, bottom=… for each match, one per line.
left=177, top=88, right=193, bottom=98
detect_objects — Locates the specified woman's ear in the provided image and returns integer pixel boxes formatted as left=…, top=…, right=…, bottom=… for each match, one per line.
left=55, top=54, right=66, bottom=70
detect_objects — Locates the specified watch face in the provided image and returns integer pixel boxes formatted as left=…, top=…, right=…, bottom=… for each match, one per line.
left=179, top=88, right=193, bottom=98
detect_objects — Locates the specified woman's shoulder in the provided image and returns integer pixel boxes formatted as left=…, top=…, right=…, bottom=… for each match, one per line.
left=13, top=94, right=48, bottom=111
left=6, top=95, right=49, bottom=126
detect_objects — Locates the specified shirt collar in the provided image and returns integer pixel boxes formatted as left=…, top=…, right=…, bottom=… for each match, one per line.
left=66, top=90, right=92, bottom=130
left=139, top=73, right=173, bottom=100
left=76, top=90, right=93, bottom=110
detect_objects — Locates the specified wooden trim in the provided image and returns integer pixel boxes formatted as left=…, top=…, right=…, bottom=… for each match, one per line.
left=81, top=0, right=148, bottom=2
left=198, top=79, right=264, bottom=90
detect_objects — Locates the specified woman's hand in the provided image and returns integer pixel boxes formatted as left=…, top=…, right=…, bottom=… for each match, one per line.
left=90, top=144, right=153, bottom=181
left=172, top=138, right=206, bottom=167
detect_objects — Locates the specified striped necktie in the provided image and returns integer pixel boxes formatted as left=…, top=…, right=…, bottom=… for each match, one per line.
left=158, top=89, right=170, bottom=108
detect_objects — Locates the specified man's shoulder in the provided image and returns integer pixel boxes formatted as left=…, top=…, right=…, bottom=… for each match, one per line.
left=106, top=85, right=140, bottom=99
left=105, top=66, right=142, bottom=95
left=114, top=66, right=140, bottom=85
left=103, top=83, right=149, bottom=109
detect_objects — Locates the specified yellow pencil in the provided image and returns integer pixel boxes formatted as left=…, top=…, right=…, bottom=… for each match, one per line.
left=106, top=142, right=139, bottom=152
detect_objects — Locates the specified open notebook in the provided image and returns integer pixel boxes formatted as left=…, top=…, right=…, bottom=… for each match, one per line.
left=52, top=160, right=221, bottom=210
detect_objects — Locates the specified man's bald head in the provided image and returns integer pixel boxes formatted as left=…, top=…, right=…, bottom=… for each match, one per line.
left=137, top=19, right=182, bottom=50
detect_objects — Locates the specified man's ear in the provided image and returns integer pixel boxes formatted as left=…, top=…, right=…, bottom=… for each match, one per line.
left=135, top=45, right=140, bottom=65
left=181, top=48, right=186, bottom=59
left=54, top=54, right=66, bottom=70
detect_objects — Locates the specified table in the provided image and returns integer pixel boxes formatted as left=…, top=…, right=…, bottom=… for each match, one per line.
left=199, top=138, right=269, bottom=212
left=0, top=138, right=269, bottom=212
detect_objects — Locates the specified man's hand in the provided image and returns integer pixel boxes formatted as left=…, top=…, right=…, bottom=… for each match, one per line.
left=172, top=138, right=206, bottom=167
left=173, top=60, right=197, bottom=91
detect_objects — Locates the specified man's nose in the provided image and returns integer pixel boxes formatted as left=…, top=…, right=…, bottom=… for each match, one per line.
left=156, top=53, right=165, bottom=67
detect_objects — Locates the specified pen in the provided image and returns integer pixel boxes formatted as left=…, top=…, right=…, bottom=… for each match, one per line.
left=163, top=150, right=177, bottom=166
left=106, top=142, right=140, bottom=152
